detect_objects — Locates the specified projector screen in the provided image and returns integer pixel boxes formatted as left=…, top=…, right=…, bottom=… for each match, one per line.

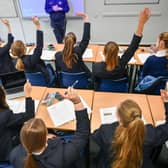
left=19, top=0, right=84, bottom=18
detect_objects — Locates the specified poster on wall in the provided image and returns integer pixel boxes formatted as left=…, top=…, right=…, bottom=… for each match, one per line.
left=104, top=0, right=160, bottom=5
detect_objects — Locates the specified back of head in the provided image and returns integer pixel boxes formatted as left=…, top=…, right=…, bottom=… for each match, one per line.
left=20, top=118, right=47, bottom=168
left=63, top=32, right=77, bottom=68
left=0, top=86, right=9, bottom=111
left=11, top=40, right=26, bottom=71
left=112, top=100, right=145, bottom=168
left=104, top=41, right=119, bottom=71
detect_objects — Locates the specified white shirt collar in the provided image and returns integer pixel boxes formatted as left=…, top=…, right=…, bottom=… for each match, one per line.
left=32, top=143, right=48, bottom=156
left=155, top=50, right=167, bottom=57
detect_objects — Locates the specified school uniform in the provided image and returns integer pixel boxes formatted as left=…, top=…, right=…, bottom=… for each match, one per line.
left=91, top=103, right=168, bottom=168
left=142, top=50, right=168, bottom=78
left=0, top=33, right=16, bottom=74
left=10, top=109, right=90, bottom=168
left=55, top=22, right=91, bottom=77
left=45, top=0, right=69, bottom=43
left=93, top=34, right=142, bottom=80
left=21, top=30, right=50, bottom=83
left=0, top=97, right=34, bottom=161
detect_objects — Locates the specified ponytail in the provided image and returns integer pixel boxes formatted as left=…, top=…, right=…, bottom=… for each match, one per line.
left=24, top=154, right=38, bottom=168
left=16, top=58, right=25, bottom=71
left=62, top=32, right=77, bottom=68
left=112, top=100, right=145, bottom=168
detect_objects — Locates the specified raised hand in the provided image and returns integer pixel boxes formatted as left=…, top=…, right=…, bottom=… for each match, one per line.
left=24, top=80, right=32, bottom=98
left=76, top=12, right=89, bottom=22
left=32, top=16, right=40, bottom=29
left=0, top=18, right=11, bottom=33
left=139, top=8, right=151, bottom=25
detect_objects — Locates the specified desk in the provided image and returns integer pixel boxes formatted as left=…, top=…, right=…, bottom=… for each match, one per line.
left=147, top=95, right=165, bottom=125
left=36, top=88, right=94, bottom=131
left=54, top=44, right=99, bottom=62
left=91, top=92, right=153, bottom=132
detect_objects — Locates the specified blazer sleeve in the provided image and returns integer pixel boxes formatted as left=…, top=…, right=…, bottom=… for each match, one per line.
left=0, top=33, right=14, bottom=56
left=64, top=109, right=90, bottom=166
left=119, top=34, right=142, bottom=67
left=6, top=97, right=35, bottom=127
left=75, top=22, right=90, bottom=59
left=45, top=0, right=53, bottom=13
left=29, top=30, right=43, bottom=66
left=152, top=102, right=168, bottom=146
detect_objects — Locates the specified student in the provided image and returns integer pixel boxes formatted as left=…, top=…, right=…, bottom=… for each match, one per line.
left=10, top=88, right=90, bottom=168
left=55, top=12, right=91, bottom=78
left=11, top=17, right=52, bottom=84
left=0, top=81, right=34, bottom=161
left=92, top=8, right=150, bottom=82
left=0, top=19, right=16, bottom=74
left=91, top=90, right=168, bottom=168
left=45, top=0, right=70, bottom=43
left=142, top=32, right=168, bottom=78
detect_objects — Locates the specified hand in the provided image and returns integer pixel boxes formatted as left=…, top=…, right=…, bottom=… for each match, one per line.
left=52, top=5, right=63, bottom=12
left=24, top=80, right=32, bottom=97
left=139, top=8, right=151, bottom=25
left=64, top=87, right=81, bottom=104
left=76, top=12, right=89, bottom=22
left=0, top=19, right=11, bottom=33
left=32, top=16, right=40, bottom=29
left=47, top=134, right=56, bottom=140
left=160, top=89, right=168, bottom=102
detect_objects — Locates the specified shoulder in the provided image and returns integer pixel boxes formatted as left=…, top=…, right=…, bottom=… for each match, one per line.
left=0, top=109, right=12, bottom=123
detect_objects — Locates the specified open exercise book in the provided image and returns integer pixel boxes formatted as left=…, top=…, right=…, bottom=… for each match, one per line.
left=7, top=99, right=40, bottom=114
left=82, top=48, right=93, bottom=58
left=100, top=106, right=146, bottom=124
left=47, top=97, right=91, bottom=127
left=137, top=53, right=152, bottom=64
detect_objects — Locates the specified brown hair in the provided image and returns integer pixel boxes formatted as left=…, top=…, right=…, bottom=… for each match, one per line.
left=112, top=100, right=145, bottom=168
left=104, top=41, right=119, bottom=71
left=11, top=40, right=26, bottom=71
left=0, top=86, right=9, bottom=112
left=20, top=118, right=48, bottom=168
left=62, top=32, right=77, bottom=68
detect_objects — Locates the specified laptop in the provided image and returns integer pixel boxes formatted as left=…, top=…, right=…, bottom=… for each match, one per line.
left=0, top=71, right=26, bottom=99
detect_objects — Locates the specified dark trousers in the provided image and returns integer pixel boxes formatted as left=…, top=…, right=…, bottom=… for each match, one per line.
left=50, top=12, right=67, bottom=43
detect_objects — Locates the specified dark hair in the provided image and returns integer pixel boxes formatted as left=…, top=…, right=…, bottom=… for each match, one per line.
left=20, top=118, right=48, bottom=168
left=0, top=86, right=9, bottom=111
left=62, top=32, right=78, bottom=68
left=11, top=40, right=26, bottom=71
left=104, top=41, right=119, bottom=71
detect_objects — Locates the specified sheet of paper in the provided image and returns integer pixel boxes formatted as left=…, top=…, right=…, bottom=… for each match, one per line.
left=156, top=120, right=166, bottom=126
left=137, top=53, right=152, bottom=64
left=83, top=48, right=93, bottom=58
left=41, top=50, right=56, bottom=60
left=7, top=99, right=40, bottom=114
left=128, top=57, right=136, bottom=64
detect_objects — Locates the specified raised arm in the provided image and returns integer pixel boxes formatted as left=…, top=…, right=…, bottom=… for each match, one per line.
left=63, top=88, right=90, bottom=166
left=75, top=12, right=90, bottom=58
left=7, top=81, right=35, bottom=127
left=29, top=17, right=43, bottom=65
left=120, top=8, right=151, bottom=66
left=0, top=19, right=14, bottom=56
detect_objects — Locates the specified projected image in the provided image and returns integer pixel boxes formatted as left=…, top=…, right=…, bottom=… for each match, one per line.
left=19, top=0, right=84, bottom=18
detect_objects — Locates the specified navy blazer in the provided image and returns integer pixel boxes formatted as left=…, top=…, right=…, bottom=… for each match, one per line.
left=10, top=109, right=90, bottom=168
left=21, top=30, right=50, bottom=82
left=93, top=34, right=142, bottom=80
left=0, top=97, right=34, bottom=161
left=91, top=103, right=168, bottom=168
left=0, top=34, right=16, bottom=74
left=55, top=22, right=91, bottom=77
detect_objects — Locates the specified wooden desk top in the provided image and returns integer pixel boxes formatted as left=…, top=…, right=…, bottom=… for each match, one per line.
left=36, top=88, right=94, bottom=131
left=147, top=95, right=165, bottom=125
left=54, top=44, right=99, bottom=62
left=91, top=92, right=153, bottom=132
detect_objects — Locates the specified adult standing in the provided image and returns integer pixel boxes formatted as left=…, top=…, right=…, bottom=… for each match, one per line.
left=45, top=0, right=70, bottom=43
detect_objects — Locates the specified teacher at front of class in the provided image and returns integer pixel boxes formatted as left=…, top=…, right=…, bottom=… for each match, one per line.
left=45, top=0, right=70, bottom=43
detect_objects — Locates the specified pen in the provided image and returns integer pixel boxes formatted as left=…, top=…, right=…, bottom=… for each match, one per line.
left=64, top=80, right=79, bottom=95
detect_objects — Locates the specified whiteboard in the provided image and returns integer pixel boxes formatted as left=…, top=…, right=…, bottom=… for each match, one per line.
left=19, top=0, right=85, bottom=18
left=105, top=0, right=160, bottom=5
left=0, top=0, right=17, bottom=17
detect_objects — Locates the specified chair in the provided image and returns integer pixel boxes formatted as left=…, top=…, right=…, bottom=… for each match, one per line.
left=60, top=72, right=89, bottom=89
left=0, top=162, right=13, bottom=168
left=134, top=76, right=168, bottom=95
left=97, top=77, right=128, bottom=92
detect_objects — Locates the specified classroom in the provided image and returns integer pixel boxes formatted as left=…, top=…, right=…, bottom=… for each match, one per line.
left=0, top=0, right=168, bottom=168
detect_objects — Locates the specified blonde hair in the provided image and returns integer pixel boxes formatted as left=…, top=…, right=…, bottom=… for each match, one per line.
left=63, top=32, right=77, bottom=68
left=20, top=118, right=48, bottom=168
left=104, top=41, right=119, bottom=71
left=11, top=40, right=26, bottom=71
left=112, top=100, right=145, bottom=168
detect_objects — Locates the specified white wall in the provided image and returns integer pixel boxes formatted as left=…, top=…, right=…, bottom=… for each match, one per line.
left=0, top=0, right=168, bottom=45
